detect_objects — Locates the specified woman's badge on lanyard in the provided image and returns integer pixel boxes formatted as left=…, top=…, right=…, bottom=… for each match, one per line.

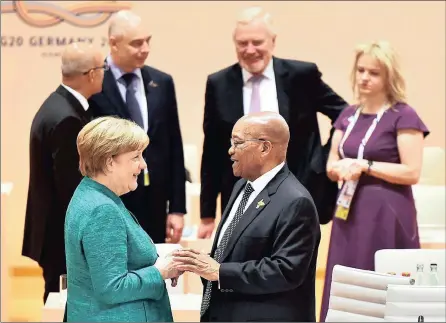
left=334, top=104, right=388, bottom=221
left=335, top=180, right=358, bottom=220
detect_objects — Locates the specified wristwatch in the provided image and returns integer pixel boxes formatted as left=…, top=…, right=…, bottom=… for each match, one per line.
left=367, top=160, right=374, bottom=173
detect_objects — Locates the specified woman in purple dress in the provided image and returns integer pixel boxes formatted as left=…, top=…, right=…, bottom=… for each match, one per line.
left=320, top=41, right=429, bottom=322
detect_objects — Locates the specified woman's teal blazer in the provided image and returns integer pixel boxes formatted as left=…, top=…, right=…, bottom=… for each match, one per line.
left=64, top=177, right=173, bottom=322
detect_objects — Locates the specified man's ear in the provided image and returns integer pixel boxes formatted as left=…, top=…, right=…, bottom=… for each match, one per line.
left=88, top=70, right=95, bottom=83
left=262, top=141, right=273, bottom=154
left=109, top=36, right=118, bottom=52
left=271, top=34, right=277, bottom=48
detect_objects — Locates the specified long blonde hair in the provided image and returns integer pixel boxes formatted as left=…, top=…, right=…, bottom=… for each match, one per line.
left=351, top=41, right=407, bottom=105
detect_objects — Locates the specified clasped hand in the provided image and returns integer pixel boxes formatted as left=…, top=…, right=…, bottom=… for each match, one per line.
left=171, top=248, right=220, bottom=282
left=154, top=253, right=184, bottom=287
left=328, top=158, right=367, bottom=182
left=154, top=248, right=220, bottom=286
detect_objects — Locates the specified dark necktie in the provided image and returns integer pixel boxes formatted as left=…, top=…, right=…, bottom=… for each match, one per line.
left=200, top=183, right=255, bottom=317
left=121, top=73, right=144, bottom=129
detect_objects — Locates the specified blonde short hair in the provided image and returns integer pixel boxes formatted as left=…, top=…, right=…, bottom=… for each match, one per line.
left=77, top=116, right=149, bottom=177
left=351, top=41, right=407, bottom=104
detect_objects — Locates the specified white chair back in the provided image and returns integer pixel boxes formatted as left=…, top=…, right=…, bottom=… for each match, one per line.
left=325, top=309, right=384, bottom=322
left=374, top=249, right=446, bottom=285
left=416, top=146, right=446, bottom=243
left=412, top=184, right=446, bottom=243
left=384, top=284, right=446, bottom=322
left=419, top=147, right=445, bottom=186
left=325, top=265, right=414, bottom=322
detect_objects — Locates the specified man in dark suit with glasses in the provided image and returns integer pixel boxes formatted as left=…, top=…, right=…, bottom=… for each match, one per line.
left=174, top=112, right=321, bottom=322
left=22, top=42, right=106, bottom=305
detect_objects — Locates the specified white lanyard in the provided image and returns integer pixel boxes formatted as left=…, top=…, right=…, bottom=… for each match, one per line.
left=339, top=105, right=388, bottom=160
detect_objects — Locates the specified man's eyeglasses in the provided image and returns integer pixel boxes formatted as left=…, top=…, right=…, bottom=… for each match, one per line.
left=82, top=64, right=109, bottom=75
left=230, top=138, right=267, bottom=148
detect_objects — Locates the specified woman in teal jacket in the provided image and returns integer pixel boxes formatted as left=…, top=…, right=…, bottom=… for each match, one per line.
left=64, top=116, right=182, bottom=322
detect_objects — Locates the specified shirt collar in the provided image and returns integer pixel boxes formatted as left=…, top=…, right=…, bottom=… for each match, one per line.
left=106, top=55, right=143, bottom=81
left=60, top=83, right=89, bottom=111
left=241, top=57, right=275, bottom=85
left=248, top=161, right=285, bottom=194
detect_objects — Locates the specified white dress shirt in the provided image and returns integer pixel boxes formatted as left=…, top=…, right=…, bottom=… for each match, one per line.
left=217, top=162, right=285, bottom=246
left=107, top=56, right=149, bottom=132
left=241, top=58, right=279, bottom=115
left=61, top=83, right=89, bottom=111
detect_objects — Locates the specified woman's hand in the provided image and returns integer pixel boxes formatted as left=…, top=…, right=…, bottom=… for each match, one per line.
left=343, top=162, right=363, bottom=181
left=331, top=158, right=367, bottom=181
left=154, top=255, right=184, bottom=280
left=327, top=162, right=341, bottom=182
left=327, top=159, right=352, bottom=181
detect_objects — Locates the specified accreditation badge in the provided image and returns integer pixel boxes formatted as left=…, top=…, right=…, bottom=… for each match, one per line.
left=144, top=168, right=150, bottom=186
left=334, top=180, right=358, bottom=221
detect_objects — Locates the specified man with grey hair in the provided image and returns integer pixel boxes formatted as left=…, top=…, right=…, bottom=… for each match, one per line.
left=199, top=7, right=348, bottom=238
left=89, top=10, right=187, bottom=244
left=22, top=42, right=106, bottom=304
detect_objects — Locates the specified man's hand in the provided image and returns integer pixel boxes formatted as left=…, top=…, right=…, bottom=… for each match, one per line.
left=197, top=218, right=215, bottom=239
left=166, top=213, right=184, bottom=243
left=172, top=248, right=220, bottom=281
